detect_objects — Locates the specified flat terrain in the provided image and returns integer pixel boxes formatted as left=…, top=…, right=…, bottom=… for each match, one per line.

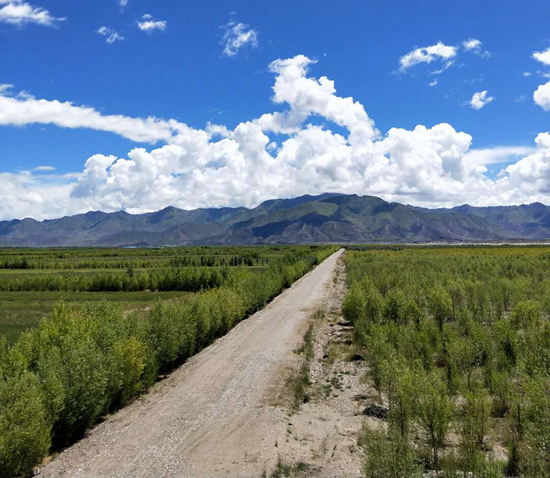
left=0, top=245, right=281, bottom=344
left=41, top=250, right=344, bottom=478
left=0, top=291, right=186, bottom=344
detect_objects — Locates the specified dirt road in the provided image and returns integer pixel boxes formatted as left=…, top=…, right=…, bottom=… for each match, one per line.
left=41, top=249, right=344, bottom=478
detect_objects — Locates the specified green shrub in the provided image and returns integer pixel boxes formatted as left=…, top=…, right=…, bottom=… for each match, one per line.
left=342, top=284, right=366, bottom=325
left=413, top=371, right=453, bottom=470
left=511, top=300, right=541, bottom=330
left=0, top=372, right=51, bottom=478
left=361, top=428, right=422, bottom=478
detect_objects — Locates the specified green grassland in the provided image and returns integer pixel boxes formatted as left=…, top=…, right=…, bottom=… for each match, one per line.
left=0, top=291, right=187, bottom=345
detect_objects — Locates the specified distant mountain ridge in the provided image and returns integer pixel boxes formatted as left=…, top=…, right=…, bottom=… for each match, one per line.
left=1, top=193, right=550, bottom=247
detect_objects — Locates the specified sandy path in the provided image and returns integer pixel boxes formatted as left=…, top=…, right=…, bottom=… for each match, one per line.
left=41, top=249, right=344, bottom=478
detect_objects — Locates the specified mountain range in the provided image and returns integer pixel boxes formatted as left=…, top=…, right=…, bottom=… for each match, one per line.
left=1, top=193, right=549, bottom=247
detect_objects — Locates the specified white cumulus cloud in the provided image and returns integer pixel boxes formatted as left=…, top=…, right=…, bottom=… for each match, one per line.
left=221, top=21, right=258, bottom=57
left=400, top=38, right=490, bottom=76
left=462, top=38, right=491, bottom=58
left=0, top=88, right=184, bottom=143
left=97, top=26, right=124, bottom=44
left=534, top=81, right=550, bottom=111
left=0, top=0, right=64, bottom=26
left=0, top=84, right=13, bottom=94
left=137, top=14, right=166, bottom=33
left=399, top=42, right=457, bottom=72
left=470, top=90, right=494, bottom=110
left=1, top=55, right=550, bottom=220
left=533, top=47, right=550, bottom=67
left=532, top=47, right=550, bottom=111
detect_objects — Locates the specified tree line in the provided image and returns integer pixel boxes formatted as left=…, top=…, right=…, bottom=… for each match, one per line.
left=0, top=253, right=271, bottom=270
left=0, top=267, right=230, bottom=293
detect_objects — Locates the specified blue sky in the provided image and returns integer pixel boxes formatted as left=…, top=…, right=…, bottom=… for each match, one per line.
left=1, top=0, right=550, bottom=219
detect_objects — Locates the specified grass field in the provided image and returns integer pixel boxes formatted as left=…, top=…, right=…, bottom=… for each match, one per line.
left=0, top=291, right=187, bottom=345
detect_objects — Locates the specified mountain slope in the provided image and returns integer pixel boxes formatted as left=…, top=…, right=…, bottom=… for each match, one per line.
left=1, top=194, right=549, bottom=246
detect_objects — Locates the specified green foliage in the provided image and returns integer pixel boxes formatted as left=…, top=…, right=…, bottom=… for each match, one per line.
left=461, top=388, right=492, bottom=448
left=0, top=245, right=338, bottom=476
left=360, top=428, right=422, bottom=478
left=413, top=371, right=453, bottom=469
left=428, top=285, right=453, bottom=332
left=0, top=266, right=228, bottom=293
left=520, top=378, right=550, bottom=476
left=344, top=246, right=550, bottom=476
left=0, top=372, right=51, bottom=478
left=341, top=283, right=365, bottom=325
left=511, top=300, right=541, bottom=330
left=383, top=288, right=407, bottom=324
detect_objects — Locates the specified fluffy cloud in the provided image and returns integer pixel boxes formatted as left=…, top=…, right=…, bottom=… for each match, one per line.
left=462, top=38, right=491, bottom=58
left=221, top=21, right=258, bottom=57
left=97, top=26, right=124, bottom=44
left=399, top=41, right=457, bottom=72
left=0, top=172, right=74, bottom=220
left=400, top=38, right=490, bottom=76
left=0, top=0, right=64, bottom=26
left=533, top=47, right=550, bottom=67
left=0, top=89, right=185, bottom=143
left=118, top=0, right=128, bottom=7
left=137, top=14, right=166, bottom=33
left=0, top=55, right=549, bottom=220
left=503, top=133, right=550, bottom=199
left=263, top=55, right=379, bottom=145
left=0, top=84, right=13, bottom=94
left=470, top=90, right=494, bottom=110
left=534, top=81, right=550, bottom=111
left=462, top=38, right=481, bottom=51
left=532, top=47, right=550, bottom=111
left=464, top=146, right=534, bottom=166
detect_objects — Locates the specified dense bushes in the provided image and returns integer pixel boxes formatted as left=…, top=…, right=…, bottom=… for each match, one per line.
left=0, top=372, right=50, bottom=477
left=0, top=245, right=336, bottom=477
left=346, top=247, right=550, bottom=477
left=0, top=245, right=307, bottom=270
left=0, top=267, right=228, bottom=293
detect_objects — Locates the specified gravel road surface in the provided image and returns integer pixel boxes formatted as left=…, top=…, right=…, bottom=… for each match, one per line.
left=41, top=249, right=344, bottom=478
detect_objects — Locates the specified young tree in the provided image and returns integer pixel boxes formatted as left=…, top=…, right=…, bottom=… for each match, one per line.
left=361, top=428, right=422, bottom=478
left=511, top=300, right=541, bottom=330
left=342, top=283, right=366, bottom=325
left=428, top=285, right=453, bottom=332
left=383, top=289, right=406, bottom=324
left=384, top=364, right=416, bottom=440
left=521, top=378, right=550, bottom=476
left=462, top=387, right=492, bottom=448
left=413, top=371, right=453, bottom=470
left=448, top=279, right=465, bottom=320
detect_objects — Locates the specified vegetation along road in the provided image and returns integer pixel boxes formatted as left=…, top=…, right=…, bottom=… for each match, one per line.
left=40, top=249, right=344, bottom=478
